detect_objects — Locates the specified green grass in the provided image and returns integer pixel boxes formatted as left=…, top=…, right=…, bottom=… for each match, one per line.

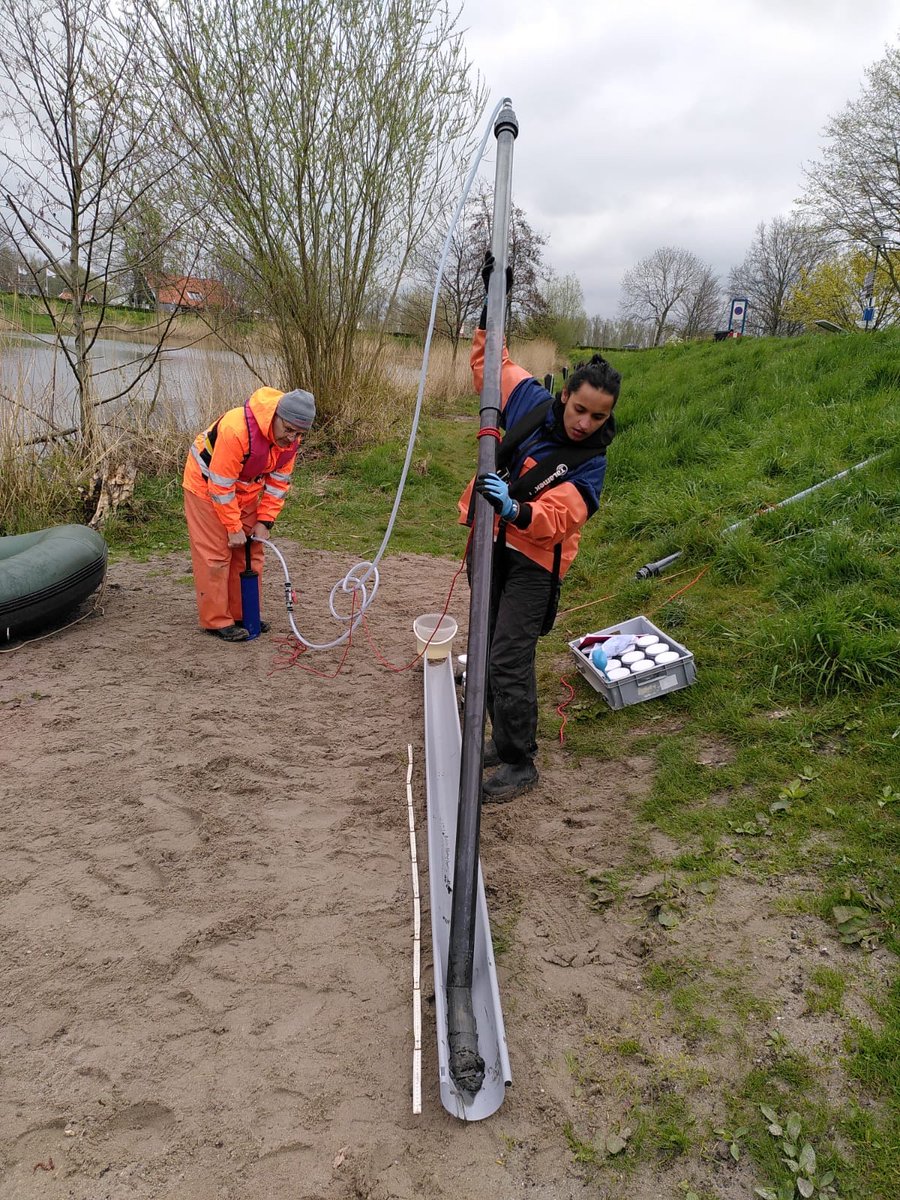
left=806, top=965, right=847, bottom=1014
left=0, top=290, right=164, bottom=335
left=8, top=326, right=900, bottom=1196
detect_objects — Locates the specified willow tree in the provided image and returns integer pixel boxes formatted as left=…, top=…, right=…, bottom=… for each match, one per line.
left=138, top=0, right=484, bottom=426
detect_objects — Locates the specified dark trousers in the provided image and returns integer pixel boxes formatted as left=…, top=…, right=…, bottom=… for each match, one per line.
left=486, top=547, right=555, bottom=766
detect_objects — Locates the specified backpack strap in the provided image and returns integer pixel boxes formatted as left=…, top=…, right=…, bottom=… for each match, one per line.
left=198, top=408, right=253, bottom=469
left=496, top=399, right=554, bottom=475
left=508, top=440, right=604, bottom=502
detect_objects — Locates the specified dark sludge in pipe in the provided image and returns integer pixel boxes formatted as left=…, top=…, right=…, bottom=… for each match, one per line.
left=447, top=986, right=485, bottom=1093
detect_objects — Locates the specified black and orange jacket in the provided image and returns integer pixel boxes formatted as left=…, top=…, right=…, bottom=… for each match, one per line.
left=457, top=331, right=608, bottom=579
left=183, top=388, right=299, bottom=533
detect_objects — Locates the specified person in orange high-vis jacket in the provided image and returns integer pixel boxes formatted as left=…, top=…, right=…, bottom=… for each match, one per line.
left=459, top=256, right=621, bottom=801
left=183, top=387, right=315, bottom=641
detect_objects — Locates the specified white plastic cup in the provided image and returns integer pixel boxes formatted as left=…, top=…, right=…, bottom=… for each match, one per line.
left=634, top=634, right=658, bottom=647
left=621, top=650, right=645, bottom=665
left=644, top=642, right=669, bottom=657
left=605, top=667, right=631, bottom=682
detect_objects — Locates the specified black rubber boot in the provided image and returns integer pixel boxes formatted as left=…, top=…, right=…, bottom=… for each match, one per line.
left=237, top=620, right=271, bottom=633
left=206, top=624, right=250, bottom=642
left=482, top=759, right=538, bottom=803
left=483, top=737, right=500, bottom=769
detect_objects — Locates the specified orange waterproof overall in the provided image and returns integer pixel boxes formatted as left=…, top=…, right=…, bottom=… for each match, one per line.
left=182, top=389, right=299, bottom=630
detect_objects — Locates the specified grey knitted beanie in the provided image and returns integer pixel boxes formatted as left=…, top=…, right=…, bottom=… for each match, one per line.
left=276, top=388, right=316, bottom=429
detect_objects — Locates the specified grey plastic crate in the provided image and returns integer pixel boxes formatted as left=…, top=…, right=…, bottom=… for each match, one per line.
left=568, top=614, right=696, bottom=710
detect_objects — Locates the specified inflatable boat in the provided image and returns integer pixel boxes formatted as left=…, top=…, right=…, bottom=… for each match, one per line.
left=0, top=524, right=108, bottom=640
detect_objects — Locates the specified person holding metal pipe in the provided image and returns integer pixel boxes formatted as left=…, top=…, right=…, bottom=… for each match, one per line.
left=183, top=387, right=315, bottom=641
left=460, top=255, right=621, bottom=801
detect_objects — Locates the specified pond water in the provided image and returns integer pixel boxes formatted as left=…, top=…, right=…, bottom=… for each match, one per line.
left=0, top=331, right=271, bottom=434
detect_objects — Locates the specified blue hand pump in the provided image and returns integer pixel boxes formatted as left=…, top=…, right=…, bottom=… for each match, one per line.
left=240, top=541, right=261, bottom=639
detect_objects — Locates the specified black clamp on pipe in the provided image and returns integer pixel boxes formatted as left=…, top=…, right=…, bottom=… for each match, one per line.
left=494, top=99, right=519, bottom=139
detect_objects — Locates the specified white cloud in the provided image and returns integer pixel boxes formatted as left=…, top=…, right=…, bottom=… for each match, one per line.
left=458, top=0, right=900, bottom=315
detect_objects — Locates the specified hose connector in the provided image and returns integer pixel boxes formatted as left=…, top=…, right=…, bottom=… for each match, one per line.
left=635, top=551, right=683, bottom=579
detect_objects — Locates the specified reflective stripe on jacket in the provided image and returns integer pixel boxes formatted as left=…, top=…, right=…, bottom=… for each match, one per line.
left=182, top=388, right=300, bottom=533
left=458, top=330, right=606, bottom=579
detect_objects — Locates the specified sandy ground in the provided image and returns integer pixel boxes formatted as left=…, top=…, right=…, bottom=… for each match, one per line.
left=1, top=544, right=889, bottom=1199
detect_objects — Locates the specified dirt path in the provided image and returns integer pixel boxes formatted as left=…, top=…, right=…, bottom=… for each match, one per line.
left=1, top=545, right=885, bottom=1199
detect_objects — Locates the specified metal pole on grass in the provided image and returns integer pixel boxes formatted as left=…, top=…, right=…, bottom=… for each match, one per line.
left=445, top=98, right=518, bottom=1095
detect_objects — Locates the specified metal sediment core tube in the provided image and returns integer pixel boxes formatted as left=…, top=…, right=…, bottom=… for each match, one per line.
left=446, top=97, right=518, bottom=1096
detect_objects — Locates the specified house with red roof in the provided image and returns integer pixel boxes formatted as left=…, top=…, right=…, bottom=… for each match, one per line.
left=148, top=275, right=236, bottom=314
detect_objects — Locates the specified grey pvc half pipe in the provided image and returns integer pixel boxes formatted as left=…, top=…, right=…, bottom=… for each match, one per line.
left=423, top=654, right=512, bottom=1120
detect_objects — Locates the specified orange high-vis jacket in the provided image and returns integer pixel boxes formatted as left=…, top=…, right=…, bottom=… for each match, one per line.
left=182, top=388, right=300, bottom=534
left=458, top=330, right=602, bottom=580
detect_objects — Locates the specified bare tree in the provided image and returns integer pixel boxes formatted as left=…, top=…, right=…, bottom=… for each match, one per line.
left=802, top=41, right=900, bottom=306
left=413, top=198, right=486, bottom=361
left=414, top=182, right=549, bottom=359
left=137, top=0, right=485, bottom=428
left=469, top=193, right=548, bottom=338
left=620, top=246, right=719, bottom=346
left=0, top=0, right=190, bottom=450
left=677, top=262, right=721, bottom=340
left=728, top=216, right=822, bottom=336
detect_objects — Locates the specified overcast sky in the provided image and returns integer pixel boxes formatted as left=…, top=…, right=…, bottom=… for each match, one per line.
left=458, top=0, right=900, bottom=319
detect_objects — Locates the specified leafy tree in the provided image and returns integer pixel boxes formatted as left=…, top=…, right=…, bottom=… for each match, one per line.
left=137, top=0, right=485, bottom=429
left=0, top=234, right=23, bottom=292
left=802, top=40, right=900, bottom=308
left=784, top=248, right=900, bottom=331
left=728, top=216, right=823, bottom=336
left=620, top=245, right=720, bottom=346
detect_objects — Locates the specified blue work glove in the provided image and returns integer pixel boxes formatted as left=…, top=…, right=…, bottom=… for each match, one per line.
left=475, top=472, right=519, bottom=521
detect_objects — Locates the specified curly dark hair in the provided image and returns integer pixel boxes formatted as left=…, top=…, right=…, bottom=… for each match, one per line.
left=565, top=353, right=621, bottom=403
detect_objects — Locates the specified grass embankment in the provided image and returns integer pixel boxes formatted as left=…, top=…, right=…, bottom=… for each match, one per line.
left=547, top=332, right=898, bottom=1198
left=11, top=329, right=900, bottom=1196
